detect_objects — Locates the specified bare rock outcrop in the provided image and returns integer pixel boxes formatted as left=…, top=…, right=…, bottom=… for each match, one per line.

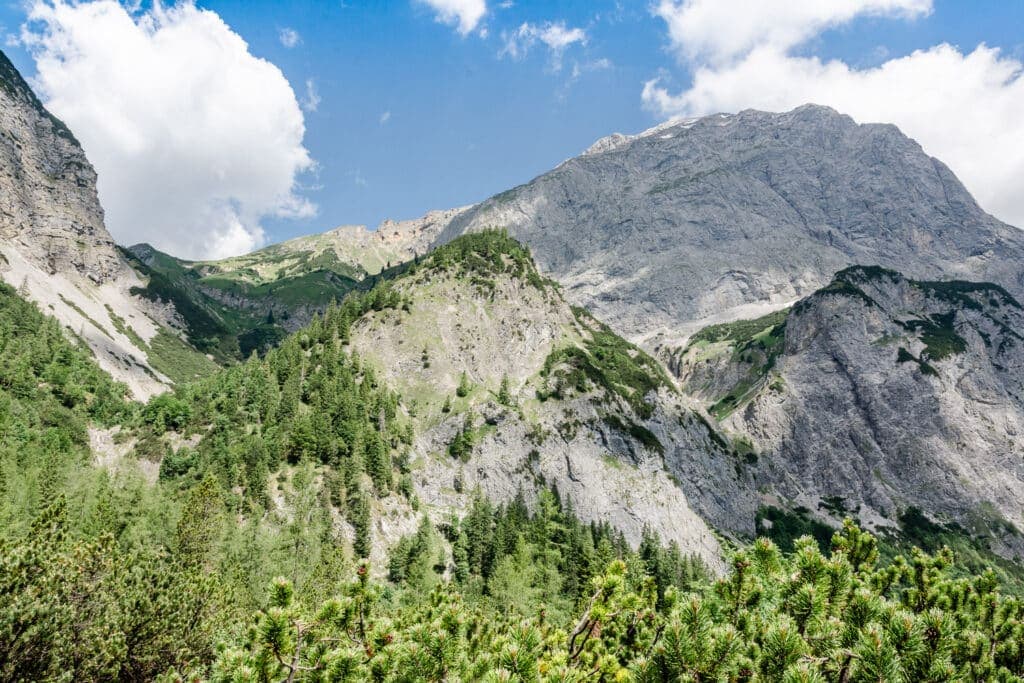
left=348, top=253, right=738, bottom=569
left=677, top=267, right=1024, bottom=558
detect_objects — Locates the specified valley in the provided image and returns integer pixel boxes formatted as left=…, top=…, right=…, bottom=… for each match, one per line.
left=1, top=44, right=1023, bottom=681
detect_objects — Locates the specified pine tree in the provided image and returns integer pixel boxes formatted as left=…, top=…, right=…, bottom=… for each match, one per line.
left=350, top=489, right=372, bottom=559
left=363, top=429, right=392, bottom=493
left=448, top=413, right=476, bottom=461
left=456, top=370, right=471, bottom=397
left=497, top=373, right=512, bottom=406
left=453, top=529, right=470, bottom=583
left=174, top=473, right=225, bottom=569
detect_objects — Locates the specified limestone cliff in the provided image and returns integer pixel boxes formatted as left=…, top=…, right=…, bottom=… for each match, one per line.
left=675, top=267, right=1024, bottom=559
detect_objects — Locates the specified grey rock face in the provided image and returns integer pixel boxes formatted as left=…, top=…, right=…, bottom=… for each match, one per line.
left=682, top=267, right=1024, bottom=556
left=0, top=50, right=124, bottom=283
left=436, top=105, right=1024, bottom=347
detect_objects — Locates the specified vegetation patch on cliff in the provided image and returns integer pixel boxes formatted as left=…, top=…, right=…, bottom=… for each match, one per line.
left=683, top=309, right=788, bottom=420
left=540, top=307, right=672, bottom=419
left=416, top=228, right=557, bottom=293
left=900, top=311, right=967, bottom=361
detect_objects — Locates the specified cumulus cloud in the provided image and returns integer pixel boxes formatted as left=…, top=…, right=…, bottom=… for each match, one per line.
left=654, top=0, right=931, bottom=64
left=644, top=0, right=1024, bottom=228
left=417, top=0, right=486, bottom=36
left=501, top=21, right=586, bottom=71
left=22, top=0, right=314, bottom=259
left=278, top=26, right=300, bottom=48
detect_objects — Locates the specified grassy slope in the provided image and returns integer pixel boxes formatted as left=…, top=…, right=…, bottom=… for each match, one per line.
left=678, top=308, right=788, bottom=420
left=197, top=231, right=380, bottom=284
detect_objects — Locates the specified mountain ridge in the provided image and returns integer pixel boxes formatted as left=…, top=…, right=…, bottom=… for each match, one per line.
left=434, top=103, right=1024, bottom=350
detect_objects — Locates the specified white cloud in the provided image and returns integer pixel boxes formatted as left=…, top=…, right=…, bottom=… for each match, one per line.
left=417, top=0, right=486, bottom=36
left=278, top=26, right=300, bottom=48
left=501, top=21, right=587, bottom=71
left=301, top=78, right=320, bottom=112
left=22, top=0, right=314, bottom=260
left=644, top=2, right=1024, bottom=228
left=379, top=110, right=391, bottom=125
left=654, top=0, right=932, bottom=64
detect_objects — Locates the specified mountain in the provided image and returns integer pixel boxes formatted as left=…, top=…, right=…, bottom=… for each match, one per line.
left=345, top=231, right=737, bottom=567
left=100, top=101, right=1024, bottom=566
left=0, top=50, right=214, bottom=396
left=4, top=36, right=1024, bottom=576
left=674, top=266, right=1024, bottom=562
left=351, top=232, right=1024, bottom=570
left=126, top=104, right=1024, bottom=368
left=434, top=105, right=1024, bottom=349
left=132, top=228, right=1024, bottom=570
left=125, top=208, right=465, bottom=358
left=203, top=207, right=465, bottom=284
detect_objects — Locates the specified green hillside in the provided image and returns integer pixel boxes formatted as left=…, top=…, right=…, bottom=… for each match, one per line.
left=123, top=241, right=380, bottom=361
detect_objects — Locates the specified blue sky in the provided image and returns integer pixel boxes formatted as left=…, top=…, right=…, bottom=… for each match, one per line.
left=2, top=1, right=1023, bottom=258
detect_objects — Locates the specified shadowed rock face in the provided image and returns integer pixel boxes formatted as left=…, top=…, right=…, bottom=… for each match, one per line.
left=435, top=105, right=1024, bottom=347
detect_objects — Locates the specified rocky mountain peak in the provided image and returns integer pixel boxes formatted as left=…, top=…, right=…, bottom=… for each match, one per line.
left=436, top=103, right=1024, bottom=350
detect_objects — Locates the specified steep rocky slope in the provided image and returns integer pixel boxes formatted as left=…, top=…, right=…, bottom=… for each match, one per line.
left=0, top=49, right=212, bottom=396
left=435, top=105, right=1024, bottom=348
left=347, top=232, right=748, bottom=568
left=674, top=266, right=1024, bottom=560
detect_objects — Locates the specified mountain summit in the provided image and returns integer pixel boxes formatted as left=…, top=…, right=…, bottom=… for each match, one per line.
left=436, top=104, right=1024, bottom=347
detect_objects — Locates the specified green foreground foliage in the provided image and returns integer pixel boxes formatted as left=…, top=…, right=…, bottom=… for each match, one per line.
left=211, top=520, right=1024, bottom=682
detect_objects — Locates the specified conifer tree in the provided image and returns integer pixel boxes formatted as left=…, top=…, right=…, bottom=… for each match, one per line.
left=456, top=370, right=471, bottom=397
left=350, top=489, right=372, bottom=559
left=174, top=473, right=225, bottom=569
left=497, top=373, right=512, bottom=406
